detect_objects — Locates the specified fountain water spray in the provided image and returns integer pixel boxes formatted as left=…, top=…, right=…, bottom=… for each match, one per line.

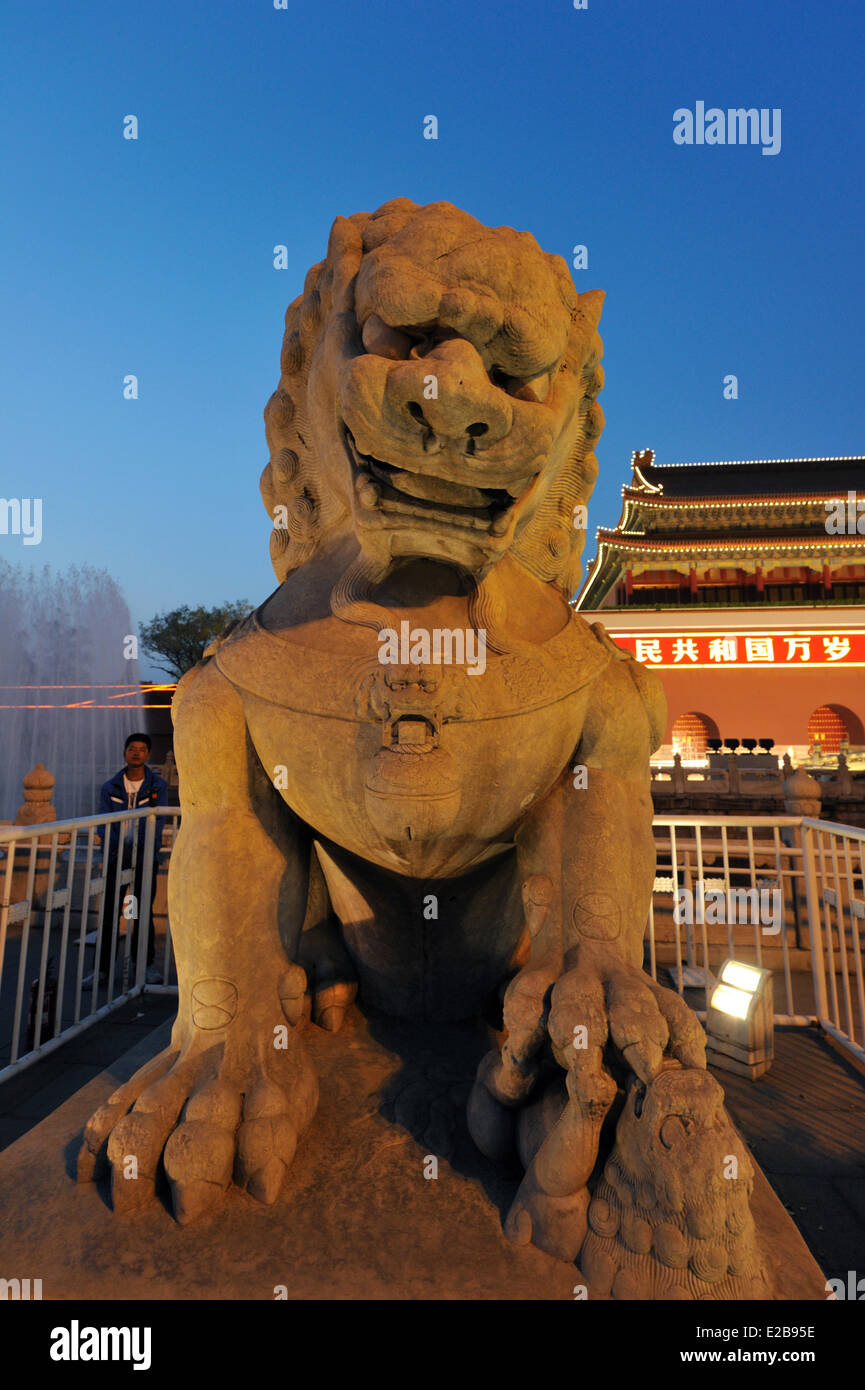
left=0, top=561, right=145, bottom=819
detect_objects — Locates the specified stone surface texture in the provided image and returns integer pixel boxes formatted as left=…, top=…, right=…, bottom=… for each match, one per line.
left=74, top=199, right=787, bottom=1295
left=2, top=1010, right=825, bottom=1299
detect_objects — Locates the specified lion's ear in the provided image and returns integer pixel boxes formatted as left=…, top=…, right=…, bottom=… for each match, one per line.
left=578, top=288, right=605, bottom=329
left=326, top=216, right=366, bottom=313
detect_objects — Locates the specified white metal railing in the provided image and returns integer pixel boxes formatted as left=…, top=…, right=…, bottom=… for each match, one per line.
left=0, top=806, right=179, bottom=1080
left=2, top=807, right=864, bottom=1081
left=646, top=814, right=865, bottom=1067
left=801, top=817, right=865, bottom=1060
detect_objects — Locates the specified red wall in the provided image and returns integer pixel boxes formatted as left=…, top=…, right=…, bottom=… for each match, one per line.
left=655, top=666, right=865, bottom=747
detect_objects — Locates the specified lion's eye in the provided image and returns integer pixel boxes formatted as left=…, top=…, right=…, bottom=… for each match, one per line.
left=406, top=326, right=457, bottom=359
left=490, top=367, right=551, bottom=403
left=361, top=314, right=413, bottom=360
left=514, top=371, right=550, bottom=403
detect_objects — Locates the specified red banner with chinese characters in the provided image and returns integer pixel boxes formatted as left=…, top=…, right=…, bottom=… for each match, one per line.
left=610, top=630, right=865, bottom=669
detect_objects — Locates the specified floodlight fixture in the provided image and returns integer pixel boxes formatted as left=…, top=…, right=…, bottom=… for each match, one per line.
left=706, top=958, right=773, bottom=1079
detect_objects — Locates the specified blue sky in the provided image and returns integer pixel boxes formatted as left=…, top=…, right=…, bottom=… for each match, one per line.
left=2, top=0, right=863, bottom=678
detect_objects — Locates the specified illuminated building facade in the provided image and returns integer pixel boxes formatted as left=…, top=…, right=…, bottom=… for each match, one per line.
left=575, top=451, right=865, bottom=757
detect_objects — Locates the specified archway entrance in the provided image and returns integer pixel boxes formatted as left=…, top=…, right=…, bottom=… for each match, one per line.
left=807, top=705, right=863, bottom=753
left=671, top=711, right=718, bottom=760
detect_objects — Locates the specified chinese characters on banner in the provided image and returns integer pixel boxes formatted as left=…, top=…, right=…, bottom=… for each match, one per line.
left=612, top=631, right=865, bottom=668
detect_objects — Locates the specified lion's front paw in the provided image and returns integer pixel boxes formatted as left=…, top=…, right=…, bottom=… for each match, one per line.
left=547, top=951, right=707, bottom=1085
left=471, top=947, right=709, bottom=1262
left=77, top=1023, right=318, bottom=1223
left=511, top=955, right=708, bottom=1258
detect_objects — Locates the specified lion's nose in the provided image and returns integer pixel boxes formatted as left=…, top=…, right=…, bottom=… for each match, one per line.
left=387, top=338, right=513, bottom=451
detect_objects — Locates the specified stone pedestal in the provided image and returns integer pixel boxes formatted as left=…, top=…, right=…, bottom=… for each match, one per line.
left=0, top=1008, right=827, bottom=1300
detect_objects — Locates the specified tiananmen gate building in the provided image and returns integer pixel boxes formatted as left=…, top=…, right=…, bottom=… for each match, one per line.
left=575, top=450, right=865, bottom=760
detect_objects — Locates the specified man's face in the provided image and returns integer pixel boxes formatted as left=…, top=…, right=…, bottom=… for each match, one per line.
left=125, top=741, right=149, bottom=768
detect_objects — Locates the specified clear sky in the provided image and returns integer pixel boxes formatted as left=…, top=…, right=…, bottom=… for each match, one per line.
left=2, top=0, right=863, bottom=678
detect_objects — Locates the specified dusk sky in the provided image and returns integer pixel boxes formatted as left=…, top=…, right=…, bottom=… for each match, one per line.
left=3, top=0, right=863, bottom=678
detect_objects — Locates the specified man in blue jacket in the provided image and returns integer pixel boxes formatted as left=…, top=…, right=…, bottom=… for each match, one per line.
left=94, top=733, right=168, bottom=983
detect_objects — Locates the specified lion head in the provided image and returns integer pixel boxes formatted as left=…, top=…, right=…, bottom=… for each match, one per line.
left=260, top=198, right=605, bottom=617
left=580, top=1067, right=769, bottom=1299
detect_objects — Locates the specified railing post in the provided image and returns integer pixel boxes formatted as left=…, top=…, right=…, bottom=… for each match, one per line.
left=801, top=819, right=830, bottom=1020
left=135, top=812, right=158, bottom=989
left=0, top=838, right=15, bottom=988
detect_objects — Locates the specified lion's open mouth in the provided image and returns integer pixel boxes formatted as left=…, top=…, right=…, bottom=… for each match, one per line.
left=345, top=429, right=536, bottom=536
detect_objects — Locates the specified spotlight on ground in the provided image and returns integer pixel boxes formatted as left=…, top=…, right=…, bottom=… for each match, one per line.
left=706, top=959, right=774, bottom=1079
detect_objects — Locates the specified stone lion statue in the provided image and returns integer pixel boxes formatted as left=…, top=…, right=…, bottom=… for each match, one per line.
left=580, top=1068, right=769, bottom=1299
left=78, top=198, right=758, bottom=1292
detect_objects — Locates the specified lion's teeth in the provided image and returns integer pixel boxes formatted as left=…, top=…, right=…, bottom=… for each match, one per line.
left=490, top=510, right=511, bottom=536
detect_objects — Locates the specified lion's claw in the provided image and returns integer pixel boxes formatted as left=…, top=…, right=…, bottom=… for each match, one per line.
left=472, top=948, right=707, bottom=1263
left=77, top=1026, right=317, bottom=1221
